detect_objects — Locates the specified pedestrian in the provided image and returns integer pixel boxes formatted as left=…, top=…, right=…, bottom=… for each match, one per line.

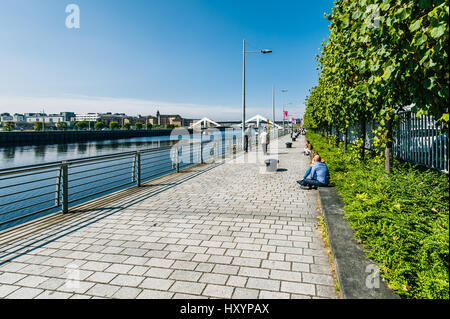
left=244, top=125, right=252, bottom=152
left=260, top=128, right=269, bottom=155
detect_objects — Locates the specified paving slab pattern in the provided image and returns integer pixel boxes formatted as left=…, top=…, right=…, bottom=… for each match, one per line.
left=0, top=135, right=338, bottom=299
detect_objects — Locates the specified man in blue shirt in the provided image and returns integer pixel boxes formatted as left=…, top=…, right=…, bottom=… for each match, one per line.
left=297, top=154, right=330, bottom=189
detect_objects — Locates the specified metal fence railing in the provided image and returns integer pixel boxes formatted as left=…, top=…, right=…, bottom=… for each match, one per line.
left=321, top=111, right=448, bottom=173
left=0, top=129, right=291, bottom=232
left=0, top=135, right=242, bottom=231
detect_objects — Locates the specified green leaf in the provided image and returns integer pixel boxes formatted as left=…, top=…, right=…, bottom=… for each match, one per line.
left=415, top=33, right=428, bottom=46
left=382, top=66, right=394, bottom=80
left=430, top=23, right=446, bottom=39
left=440, top=113, right=449, bottom=122
left=423, top=77, right=435, bottom=90
left=409, top=19, right=422, bottom=32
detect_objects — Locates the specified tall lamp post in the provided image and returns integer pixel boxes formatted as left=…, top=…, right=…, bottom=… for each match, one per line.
left=272, top=85, right=275, bottom=138
left=280, top=90, right=288, bottom=134
left=242, top=39, right=272, bottom=149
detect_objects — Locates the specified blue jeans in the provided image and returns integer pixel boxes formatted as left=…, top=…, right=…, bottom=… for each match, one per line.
left=303, top=167, right=311, bottom=179
left=300, top=179, right=328, bottom=187
left=300, top=167, right=328, bottom=187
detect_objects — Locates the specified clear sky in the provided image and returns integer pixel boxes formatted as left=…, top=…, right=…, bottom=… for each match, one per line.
left=0, top=0, right=332, bottom=121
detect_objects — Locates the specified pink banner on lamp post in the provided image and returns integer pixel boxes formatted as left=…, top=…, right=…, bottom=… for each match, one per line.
left=283, top=111, right=288, bottom=121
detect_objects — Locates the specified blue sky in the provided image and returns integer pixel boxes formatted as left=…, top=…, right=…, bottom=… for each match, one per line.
left=0, top=0, right=332, bottom=121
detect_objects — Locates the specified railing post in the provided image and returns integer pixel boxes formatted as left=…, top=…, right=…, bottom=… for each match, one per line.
left=55, top=165, right=62, bottom=207
left=176, top=147, right=180, bottom=173
left=61, top=162, right=69, bottom=214
left=200, top=141, right=204, bottom=164
left=136, top=151, right=141, bottom=186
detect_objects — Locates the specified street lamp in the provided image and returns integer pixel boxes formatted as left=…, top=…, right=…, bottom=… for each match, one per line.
left=242, top=39, right=272, bottom=150
left=280, top=90, right=288, bottom=133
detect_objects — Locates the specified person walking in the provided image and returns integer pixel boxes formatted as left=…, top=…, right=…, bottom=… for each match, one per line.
left=244, top=126, right=252, bottom=152
left=260, top=128, right=269, bottom=155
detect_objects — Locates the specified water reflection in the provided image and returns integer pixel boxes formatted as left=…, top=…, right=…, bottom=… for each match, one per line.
left=3, top=148, right=15, bottom=159
left=57, top=144, right=68, bottom=154
left=34, top=145, right=47, bottom=158
left=95, top=142, right=105, bottom=151
left=110, top=141, right=119, bottom=150
left=77, top=143, right=87, bottom=154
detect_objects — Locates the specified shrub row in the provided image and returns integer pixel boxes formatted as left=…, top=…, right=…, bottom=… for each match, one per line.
left=307, top=132, right=449, bottom=299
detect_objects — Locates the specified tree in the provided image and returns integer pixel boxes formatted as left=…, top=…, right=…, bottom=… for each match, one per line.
left=135, top=122, right=143, bottom=130
left=144, top=123, right=152, bottom=130
left=109, top=121, right=120, bottom=130
left=34, top=122, right=44, bottom=131
left=3, top=121, right=15, bottom=131
left=75, top=121, right=88, bottom=131
left=56, top=122, right=68, bottom=131
left=94, top=122, right=105, bottom=130
left=305, top=0, right=449, bottom=172
left=123, top=122, right=131, bottom=130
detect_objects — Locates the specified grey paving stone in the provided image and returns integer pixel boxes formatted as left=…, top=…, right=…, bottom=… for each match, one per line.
left=203, top=284, right=234, bottom=298
left=169, top=281, right=206, bottom=295
left=137, top=289, right=174, bottom=299
left=5, top=287, right=43, bottom=299
left=246, top=278, right=281, bottom=292
left=86, top=284, right=121, bottom=298
left=232, top=287, right=259, bottom=298
left=0, top=272, right=27, bottom=285
left=86, top=272, right=117, bottom=284
left=199, top=273, right=228, bottom=285
left=112, top=287, right=142, bottom=299
left=35, top=290, right=73, bottom=299
left=140, top=278, right=174, bottom=291
left=0, top=284, right=20, bottom=298
left=259, top=290, right=290, bottom=299
left=280, top=281, right=315, bottom=296
left=169, top=270, right=202, bottom=282
left=15, top=275, right=49, bottom=288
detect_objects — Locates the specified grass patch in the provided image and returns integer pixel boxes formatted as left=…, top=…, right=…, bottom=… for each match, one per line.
left=307, top=132, right=449, bottom=299
left=315, top=194, right=341, bottom=297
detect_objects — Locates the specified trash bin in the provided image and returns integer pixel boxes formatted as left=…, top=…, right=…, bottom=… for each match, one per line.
left=292, top=137, right=296, bottom=142
left=286, top=142, right=292, bottom=148
left=264, top=159, right=279, bottom=173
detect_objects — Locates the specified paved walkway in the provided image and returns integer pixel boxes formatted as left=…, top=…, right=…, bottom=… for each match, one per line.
left=0, top=135, right=338, bottom=299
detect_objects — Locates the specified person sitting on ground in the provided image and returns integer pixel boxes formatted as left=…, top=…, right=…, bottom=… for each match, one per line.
left=297, top=154, right=330, bottom=189
left=304, top=139, right=312, bottom=156
left=303, top=139, right=310, bottom=156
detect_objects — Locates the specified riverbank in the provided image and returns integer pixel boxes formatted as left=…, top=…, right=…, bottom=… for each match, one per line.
left=0, top=129, right=197, bottom=147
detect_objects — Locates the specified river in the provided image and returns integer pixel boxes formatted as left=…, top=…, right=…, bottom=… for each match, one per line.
left=0, top=129, right=244, bottom=231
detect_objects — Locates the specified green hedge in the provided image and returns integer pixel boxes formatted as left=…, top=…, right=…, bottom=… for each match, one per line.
left=307, top=132, right=449, bottom=299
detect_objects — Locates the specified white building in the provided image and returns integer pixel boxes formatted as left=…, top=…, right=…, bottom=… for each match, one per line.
left=13, top=114, right=25, bottom=122
left=0, top=113, right=13, bottom=122
left=24, top=113, right=64, bottom=124
left=75, top=113, right=101, bottom=122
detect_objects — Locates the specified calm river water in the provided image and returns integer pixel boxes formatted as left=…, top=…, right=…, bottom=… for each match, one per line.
left=0, top=130, right=243, bottom=231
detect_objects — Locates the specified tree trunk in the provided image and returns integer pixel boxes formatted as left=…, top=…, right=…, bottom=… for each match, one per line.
left=384, top=118, right=393, bottom=174
left=360, top=120, right=366, bottom=160
left=343, top=127, right=348, bottom=153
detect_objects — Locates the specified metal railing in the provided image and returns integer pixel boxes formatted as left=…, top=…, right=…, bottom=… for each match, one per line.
left=319, top=111, right=449, bottom=173
left=0, top=134, right=252, bottom=231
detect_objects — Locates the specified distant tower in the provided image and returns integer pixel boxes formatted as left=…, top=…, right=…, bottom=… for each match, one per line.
left=156, top=110, right=161, bottom=125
